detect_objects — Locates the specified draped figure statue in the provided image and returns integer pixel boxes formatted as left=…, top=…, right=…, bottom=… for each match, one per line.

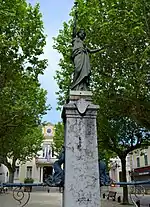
left=99, top=160, right=111, bottom=186
left=44, top=146, right=65, bottom=187
left=71, top=2, right=102, bottom=91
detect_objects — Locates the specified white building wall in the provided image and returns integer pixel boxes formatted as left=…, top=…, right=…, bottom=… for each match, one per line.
left=0, top=164, right=9, bottom=183
left=1, top=123, right=58, bottom=183
left=130, top=148, right=150, bottom=170
left=109, top=156, right=131, bottom=183
left=15, top=123, right=57, bottom=183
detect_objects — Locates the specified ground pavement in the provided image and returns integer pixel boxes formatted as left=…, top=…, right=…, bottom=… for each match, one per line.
left=0, top=191, right=135, bottom=207
left=101, top=199, right=133, bottom=207
left=101, top=186, right=150, bottom=206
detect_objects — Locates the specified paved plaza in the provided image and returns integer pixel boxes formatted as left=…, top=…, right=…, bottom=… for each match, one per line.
left=0, top=191, right=135, bottom=207
left=0, top=192, right=61, bottom=207
left=1, top=190, right=150, bottom=207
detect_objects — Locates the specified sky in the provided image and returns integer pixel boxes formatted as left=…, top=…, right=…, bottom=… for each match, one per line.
left=28, top=0, right=74, bottom=124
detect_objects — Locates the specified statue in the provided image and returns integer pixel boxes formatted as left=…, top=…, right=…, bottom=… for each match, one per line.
left=45, top=146, right=111, bottom=187
left=99, top=160, right=111, bottom=186
left=71, top=2, right=102, bottom=91
left=45, top=146, right=65, bottom=187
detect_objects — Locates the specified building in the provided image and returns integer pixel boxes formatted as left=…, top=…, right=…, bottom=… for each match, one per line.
left=109, top=155, right=131, bottom=183
left=109, top=147, right=150, bottom=183
left=128, top=147, right=150, bottom=193
left=129, top=148, right=150, bottom=181
left=0, top=164, right=9, bottom=183
left=0, top=123, right=57, bottom=183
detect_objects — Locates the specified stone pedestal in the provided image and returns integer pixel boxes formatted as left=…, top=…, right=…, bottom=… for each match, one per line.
left=62, top=91, right=100, bottom=207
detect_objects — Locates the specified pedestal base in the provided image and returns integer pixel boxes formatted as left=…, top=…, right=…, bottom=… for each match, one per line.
left=62, top=91, right=100, bottom=207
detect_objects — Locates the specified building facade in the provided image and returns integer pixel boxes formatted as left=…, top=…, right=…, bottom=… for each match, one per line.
left=0, top=123, right=57, bottom=183
left=0, top=164, right=9, bottom=183
left=130, top=148, right=150, bottom=182
left=109, top=155, right=131, bottom=183
left=109, top=147, right=150, bottom=184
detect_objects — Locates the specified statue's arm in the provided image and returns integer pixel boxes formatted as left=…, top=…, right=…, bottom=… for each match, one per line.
left=72, top=16, right=77, bottom=38
left=72, top=2, right=78, bottom=39
left=87, top=47, right=104, bottom=54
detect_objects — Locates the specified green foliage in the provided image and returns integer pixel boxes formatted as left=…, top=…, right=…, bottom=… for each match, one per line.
left=0, top=0, right=48, bottom=138
left=53, top=22, right=73, bottom=109
left=3, top=127, right=43, bottom=163
left=24, top=177, right=34, bottom=183
left=98, top=117, right=150, bottom=157
left=0, top=0, right=49, bottom=179
left=54, top=1, right=150, bottom=203
left=53, top=122, right=64, bottom=154
left=54, top=0, right=150, bottom=157
left=98, top=148, right=116, bottom=163
left=53, top=0, right=150, bottom=164
left=54, top=0, right=150, bottom=128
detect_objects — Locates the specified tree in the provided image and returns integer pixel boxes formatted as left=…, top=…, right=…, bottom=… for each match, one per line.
left=1, top=127, right=44, bottom=182
left=53, top=0, right=150, bottom=204
left=0, top=78, right=48, bottom=183
left=53, top=122, right=64, bottom=154
left=0, top=0, right=48, bottom=131
left=97, top=115, right=150, bottom=204
left=98, top=146, right=116, bottom=171
left=0, top=0, right=49, bottom=182
left=53, top=0, right=150, bottom=128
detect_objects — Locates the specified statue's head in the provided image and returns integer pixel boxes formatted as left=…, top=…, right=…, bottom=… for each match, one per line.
left=77, top=29, right=86, bottom=40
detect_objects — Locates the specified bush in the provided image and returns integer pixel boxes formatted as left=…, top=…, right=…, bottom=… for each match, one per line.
left=24, top=178, right=34, bottom=183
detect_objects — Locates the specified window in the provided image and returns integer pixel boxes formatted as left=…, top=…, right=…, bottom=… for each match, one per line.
left=26, top=167, right=32, bottom=178
left=14, top=167, right=19, bottom=179
left=39, top=167, right=41, bottom=182
left=43, top=144, right=47, bottom=157
left=42, top=144, right=51, bottom=159
left=52, top=146, right=55, bottom=157
left=42, top=147, right=45, bottom=157
left=144, top=154, right=148, bottom=166
left=127, top=156, right=130, bottom=163
left=137, top=157, right=140, bottom=168
left=45, top=145, right=51, bottom=160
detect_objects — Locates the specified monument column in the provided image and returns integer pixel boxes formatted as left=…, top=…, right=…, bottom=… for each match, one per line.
left=62, top=91, right=100, bottom=207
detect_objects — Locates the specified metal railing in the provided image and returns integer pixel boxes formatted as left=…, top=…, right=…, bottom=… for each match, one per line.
left=113, top=180, right=150, bottom=206
left=1, top=180, right=150, bottom=206
left=0, top=182, right=59, bottom=207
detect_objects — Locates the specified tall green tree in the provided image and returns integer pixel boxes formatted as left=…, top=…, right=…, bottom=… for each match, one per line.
left=97, top=116, right=150, bottom=204
left=53, top=122, right=64, bottom=154
left=0, top=0, right=49, bottom=182
left=0, top=0, right=48, bottom=142
left=0, top=76, right=48, bottom=182
left=54, top=0, right=150, bottom=128
left=53, top=0, right=150, bottom=204
left=0, top=0, right=47, bottom=132
left=1, top=127, right=44, bottom=182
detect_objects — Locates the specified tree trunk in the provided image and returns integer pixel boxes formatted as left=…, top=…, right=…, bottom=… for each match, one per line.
left=1, top=156, right=17, bottom=184
left=9, top=170, right=15, bottom=183
left=7, top=157, right=16, bottom=184
left=120, top=156, right=129, bottom=204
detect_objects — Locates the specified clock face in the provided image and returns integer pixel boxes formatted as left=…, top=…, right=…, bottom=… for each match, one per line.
left=42, top=125, right=54, bottom=137
left=47, top=128, right=51, bottom=134
left=45, top=127, right=53, bottom=136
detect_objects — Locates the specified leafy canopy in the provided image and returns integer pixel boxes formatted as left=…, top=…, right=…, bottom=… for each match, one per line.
left=53, top=0, right=150, bottom=129
left=0, top=0, right=49, bottom=173
left=53, top=1, right=150, bottom=203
